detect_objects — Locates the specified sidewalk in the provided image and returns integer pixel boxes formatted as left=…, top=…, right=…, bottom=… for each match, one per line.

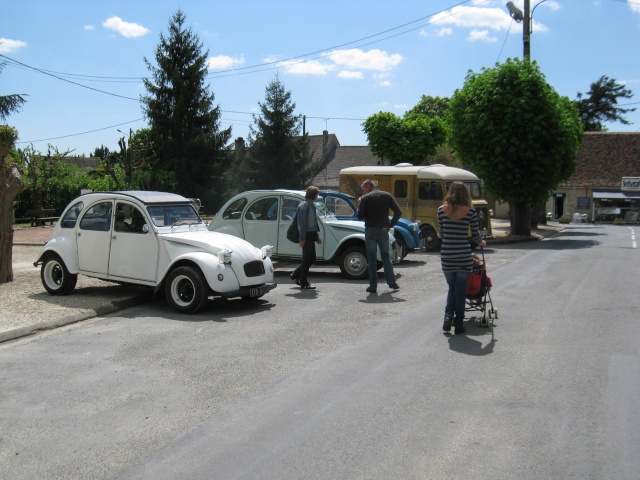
left=1, top=220, right=562, bottom=344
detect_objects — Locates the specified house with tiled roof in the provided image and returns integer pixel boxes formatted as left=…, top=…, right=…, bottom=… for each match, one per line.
left=544, top=132, right=640, bottom=223
left=311, top=144, right=382, bottom=190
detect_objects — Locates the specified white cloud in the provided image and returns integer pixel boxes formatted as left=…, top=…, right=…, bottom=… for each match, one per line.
left=84, top=25, right=95, bottom=31
left=378, top=80, right=393, bottom=87
left=278, top=59, right=335, bottom=75
left=430, top=6, right=512, bottom=31
left=435, top=27, right=454, bottom=37
left=102, top=16, right=149, bottom=38
left=207, top=55, right=245, bottom=70
left=469, top=29, right=498, bottom=43
left=0, top=38, right=27, bottom=53
left=269, top=48, right=402, bottom=80
left=629, top=0, right=640, bottom=14
left=325, top=48, right=403, bottom=72
left=337, top=70, right=364, bottom=79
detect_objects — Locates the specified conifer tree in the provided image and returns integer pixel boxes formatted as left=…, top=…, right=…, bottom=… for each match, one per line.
left=234, top=75, right=317, bottom=190
left=141, top=10, right=232, bottom=210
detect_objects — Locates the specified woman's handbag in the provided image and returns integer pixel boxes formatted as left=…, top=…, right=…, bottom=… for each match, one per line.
left=286, top=210, right=300, bottom=243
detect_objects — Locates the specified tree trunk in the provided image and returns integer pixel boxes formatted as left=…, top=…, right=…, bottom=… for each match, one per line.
left=510, top=200, right=532, bottom=237
left=0, top=164, right=24, bottom=283
left=529, top=200, right=548, bottom=230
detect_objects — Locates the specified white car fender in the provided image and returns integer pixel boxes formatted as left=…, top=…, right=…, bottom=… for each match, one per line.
left=36, top=234, right=80, bottom=273
left=164, top=251, right=242, bottom=292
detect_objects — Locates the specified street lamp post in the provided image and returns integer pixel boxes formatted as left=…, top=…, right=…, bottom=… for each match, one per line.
left=506, top=0, right=547, bottom=58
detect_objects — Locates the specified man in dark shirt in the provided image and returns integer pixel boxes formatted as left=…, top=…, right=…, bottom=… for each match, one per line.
left=357, top=179, right=402, bottom=294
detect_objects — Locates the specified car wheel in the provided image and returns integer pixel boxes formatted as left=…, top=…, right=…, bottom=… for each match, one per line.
left=394, top=234, right=408, bottom=259
left=420, top=225, right=442, bottom=252
left=339, top=246, right=368, bottom=280
left=41, top=253, right=78, bottom=296
left=165, top=266, right=209, bottom=314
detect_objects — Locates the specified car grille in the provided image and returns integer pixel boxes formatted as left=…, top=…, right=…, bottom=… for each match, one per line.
left=244, top=261, right=265, bottom=277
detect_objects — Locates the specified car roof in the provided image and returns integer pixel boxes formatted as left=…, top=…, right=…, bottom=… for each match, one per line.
left=340, top=163, right=480, bottom=181
left=76, top=191, right=191, bottom=205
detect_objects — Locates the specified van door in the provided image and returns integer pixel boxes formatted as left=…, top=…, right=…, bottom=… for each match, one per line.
left=391, top=176, right=413, bottom=219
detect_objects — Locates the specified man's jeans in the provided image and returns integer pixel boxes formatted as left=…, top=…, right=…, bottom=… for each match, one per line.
left=443, top=270, right=471, bottom=327
left=364, top=227, right=395, bottom=288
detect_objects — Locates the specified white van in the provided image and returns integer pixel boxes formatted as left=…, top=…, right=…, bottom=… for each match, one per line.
left=339, top=163, right=492, bottom=251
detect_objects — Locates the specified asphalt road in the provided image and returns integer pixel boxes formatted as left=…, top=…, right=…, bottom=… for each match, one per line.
left=1, top=224, right=638, bottom=479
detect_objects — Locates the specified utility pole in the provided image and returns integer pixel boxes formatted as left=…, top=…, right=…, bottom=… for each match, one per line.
left=523, top=0, right=531, bottom=58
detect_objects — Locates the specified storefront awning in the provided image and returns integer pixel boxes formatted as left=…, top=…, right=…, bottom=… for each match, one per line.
left=592, top=191, right=640, bottom=200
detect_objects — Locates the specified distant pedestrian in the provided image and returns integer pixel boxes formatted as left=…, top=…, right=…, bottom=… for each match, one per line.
left=290, top=186, right=322, bottom=290
left=438, top=181, right=486, bottom=334
left=357, top=179, right=402, bottom=294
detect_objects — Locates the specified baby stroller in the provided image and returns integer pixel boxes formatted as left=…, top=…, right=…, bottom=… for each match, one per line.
left=465, top=248, right=498, bottom=327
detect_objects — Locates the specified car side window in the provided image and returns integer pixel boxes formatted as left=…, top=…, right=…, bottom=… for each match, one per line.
left=79, top=201, right=112, bottom=232
left=245, top=197, right=278, bottom=221
left=222, top=198, right=247, bottom=220
left=115, top=202, right=147, bottom=234
left=281, top=198, right=299, bottom=221
left=60, top=201, right=84, bottom=229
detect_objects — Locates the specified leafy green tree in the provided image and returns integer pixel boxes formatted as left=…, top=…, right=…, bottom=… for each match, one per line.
left=362, top=111, right=446, bottom=165
left=575, top=75, right=636, bottom=132
left=448, top=58, right=583, bottom=236
left=21, top=145, right=70, bottom=211
left=93, top=128, right=158, bottom=190
left=234, top=75, right=317, bottom=190
left=406, top=95, right=449, bottom=119
left=141, top=9, right=232, bottom=211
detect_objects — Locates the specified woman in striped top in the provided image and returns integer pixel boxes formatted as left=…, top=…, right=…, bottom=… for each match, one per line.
left=437, top=182, right=486, bottom=335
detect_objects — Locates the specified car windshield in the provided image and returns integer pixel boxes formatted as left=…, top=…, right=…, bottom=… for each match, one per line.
left=146, top=204, right=202, bottom=227
left=314, top=199, right=335, bottom=219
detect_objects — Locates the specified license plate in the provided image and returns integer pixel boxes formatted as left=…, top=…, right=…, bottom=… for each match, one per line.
left=250, top=286, right=266, bottom=297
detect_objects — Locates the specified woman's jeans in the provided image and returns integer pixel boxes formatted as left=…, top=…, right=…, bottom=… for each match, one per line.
left=444, top=270, right=471, bottom=327
left=364, top=227, right=395, bottom=288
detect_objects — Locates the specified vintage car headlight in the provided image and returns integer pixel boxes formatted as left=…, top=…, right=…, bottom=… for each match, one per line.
left=218, top=249, right=233, bottom=265
left=261, top=245, right=273, bottom=258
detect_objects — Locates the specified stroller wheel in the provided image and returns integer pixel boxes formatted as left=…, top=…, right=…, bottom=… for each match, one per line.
left=493, top=308, right=499, bottom=320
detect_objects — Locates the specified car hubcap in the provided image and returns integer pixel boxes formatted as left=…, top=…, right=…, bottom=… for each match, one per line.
left=172, top=275, right=195, bottom=306
left=46, top=262, right=63, bottom=287
left=347, top=254, right=365, bottom=275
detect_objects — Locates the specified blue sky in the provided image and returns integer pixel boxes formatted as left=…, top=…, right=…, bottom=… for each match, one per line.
left=2, top=0, right=640, bottom=156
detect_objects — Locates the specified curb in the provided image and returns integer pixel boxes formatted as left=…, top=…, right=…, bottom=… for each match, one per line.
left=0, top=293, right=152, bottom=344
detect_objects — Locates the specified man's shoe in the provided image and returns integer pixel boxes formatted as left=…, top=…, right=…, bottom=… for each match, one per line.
left=389, top=283, right=400, bottom=290
left=443, top=317, right=452, bottom=332
left=454, top=326, right=466, bottom=335
left=366, top=286, right=377, bottom=293
left=300, top=283, right=316, bottom=290
left=289, top=273, right=300, bottom=285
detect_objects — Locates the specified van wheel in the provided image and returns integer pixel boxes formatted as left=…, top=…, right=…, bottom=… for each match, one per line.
left=421, top=225, right=441, bottom=252
left=165, top=266, right=209, bottom=313
left=339, top=246, right=368, bottom=280
left=41, top=253, right=77, bottom=295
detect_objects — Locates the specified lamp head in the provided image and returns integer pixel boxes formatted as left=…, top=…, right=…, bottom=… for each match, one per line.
left=506, top=2, right=524, bottom=22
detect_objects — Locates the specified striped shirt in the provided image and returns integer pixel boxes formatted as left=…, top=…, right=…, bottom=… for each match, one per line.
left=437, top=206, right=483, bottom=272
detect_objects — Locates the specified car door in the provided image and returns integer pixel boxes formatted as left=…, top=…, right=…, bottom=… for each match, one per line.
left=76, top=200, right=113, bottom=274
left=277, top=196, right=303, bottom=257
left=241, top=196, right=280, bottom=251
left=107, top=201, right=159, bottom=282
